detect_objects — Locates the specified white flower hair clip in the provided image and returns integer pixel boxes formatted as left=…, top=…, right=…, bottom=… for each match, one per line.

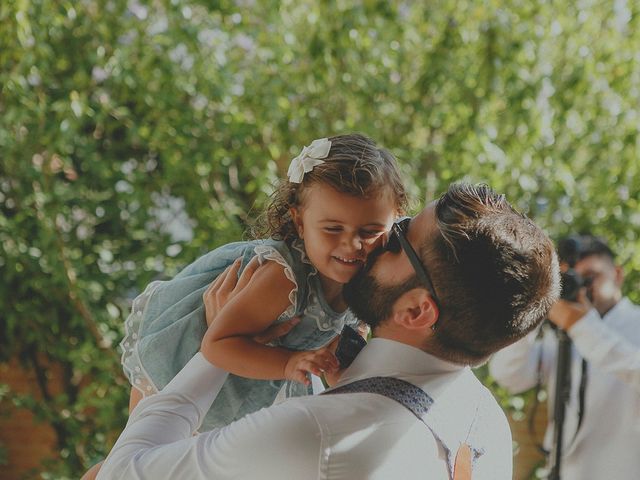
left=287, top=138, right=332, bottom=183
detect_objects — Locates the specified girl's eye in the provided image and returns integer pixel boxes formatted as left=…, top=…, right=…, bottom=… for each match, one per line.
left=324, top=227, right=342, bottom=233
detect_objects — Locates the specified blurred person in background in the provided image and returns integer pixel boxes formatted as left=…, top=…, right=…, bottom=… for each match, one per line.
left=490, top=235, right=640, bottom=479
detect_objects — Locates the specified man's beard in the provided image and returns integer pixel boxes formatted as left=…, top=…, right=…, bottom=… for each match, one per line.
left=344, top=257, right=422, bottom=329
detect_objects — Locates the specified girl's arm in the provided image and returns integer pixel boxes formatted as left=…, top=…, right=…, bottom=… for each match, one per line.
left=127, top=259, right=309, bottom=412
left=201, top=260, right=338, bottom=385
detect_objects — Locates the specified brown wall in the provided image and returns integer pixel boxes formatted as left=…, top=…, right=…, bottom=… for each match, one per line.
left=509, top=403, right=548, bottom=480
left=0, top=359, right=58, bottom=480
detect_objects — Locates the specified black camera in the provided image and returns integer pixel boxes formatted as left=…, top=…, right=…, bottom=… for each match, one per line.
left=560, top=269, right=584, bottom=302
left=557, top=236, right=594, bottom=302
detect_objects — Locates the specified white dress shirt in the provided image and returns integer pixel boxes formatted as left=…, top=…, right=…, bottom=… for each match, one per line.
left=569, top=307, right=640, bottom=393
left=99, top=338, right=512, bottom=480
left=489, top=298, right=640, bottom=480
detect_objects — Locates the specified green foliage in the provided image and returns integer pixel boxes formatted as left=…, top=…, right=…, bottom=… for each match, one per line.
left=1, top=0, right=639, bottom=476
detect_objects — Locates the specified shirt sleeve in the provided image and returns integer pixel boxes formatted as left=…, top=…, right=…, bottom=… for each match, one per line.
left=569, top=310, right=640, bottom=393
left=489, top=328, right=552, bottom=394
left=98, top=353, right=321, bottom=479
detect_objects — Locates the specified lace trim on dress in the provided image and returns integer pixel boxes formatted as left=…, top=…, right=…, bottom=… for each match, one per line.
left=253, top=245, right=297, bottom=319
left=120, top=281, right=162, bottom=398
left=290, top=238, right=314, bottom=266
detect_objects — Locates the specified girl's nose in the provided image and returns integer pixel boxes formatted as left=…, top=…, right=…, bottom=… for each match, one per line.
left=348, top=234, right=363, bottom=252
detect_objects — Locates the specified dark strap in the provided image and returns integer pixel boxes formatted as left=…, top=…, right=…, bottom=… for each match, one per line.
left=324, top=376, right=433, bottom=418
left=574, top=359, right=588, bottom=439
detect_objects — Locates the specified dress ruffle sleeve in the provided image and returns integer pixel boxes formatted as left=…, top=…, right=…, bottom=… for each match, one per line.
left=253, top=244, right=298, bottom=320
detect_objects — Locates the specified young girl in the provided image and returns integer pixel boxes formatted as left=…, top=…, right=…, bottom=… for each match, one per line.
left=121, top=133, right=408, bottom=430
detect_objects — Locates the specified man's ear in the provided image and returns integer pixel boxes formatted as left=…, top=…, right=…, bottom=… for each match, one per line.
left=290, top=207, right=304, bottom=238
left=614, top=265, right=624, bottom=288
left=392, top=288, right=439, bottom=331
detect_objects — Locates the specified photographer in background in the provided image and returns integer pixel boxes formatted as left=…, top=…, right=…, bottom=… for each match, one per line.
left=490, top=235, right=640, bottom=480
left=549, top=292, right=640, bottom=394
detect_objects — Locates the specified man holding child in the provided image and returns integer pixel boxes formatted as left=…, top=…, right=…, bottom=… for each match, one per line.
left=97, top=182, right=559, bottom=480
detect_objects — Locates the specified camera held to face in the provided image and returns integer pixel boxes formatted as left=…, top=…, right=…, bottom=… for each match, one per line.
left=558, top=236, right=594, bottom=303
left=560, top=269, right=585, bottom=302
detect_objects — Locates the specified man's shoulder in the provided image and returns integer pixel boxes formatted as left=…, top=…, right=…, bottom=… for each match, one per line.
left=442, top=368, right=510, bottom=437
left=622, top=297, right=640, bottom=317
left=464, top=381, right=513, bottom=480
left=435, top=369, right=510, bottom=443
left=477, top=382, right=510, bottom=428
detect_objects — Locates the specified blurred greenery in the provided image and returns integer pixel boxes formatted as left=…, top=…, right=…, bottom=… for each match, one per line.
left=1, top=0, right=639, bottom=477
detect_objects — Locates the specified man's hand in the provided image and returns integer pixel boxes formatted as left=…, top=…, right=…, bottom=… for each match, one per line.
left=203, top=258, right=252, bottom=327
left=548, top=289, right=592, bottom=331
left=202, top=257, right=299, bottom=345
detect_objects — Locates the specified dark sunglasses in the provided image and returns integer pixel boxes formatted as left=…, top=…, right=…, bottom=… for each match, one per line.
left=386, top=217, right=440, bottom=308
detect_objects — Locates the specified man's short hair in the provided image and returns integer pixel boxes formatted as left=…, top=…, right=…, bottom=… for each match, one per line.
left=558, top=234, right=615, bottom=266
left=426, top=183, right=560, bottom=365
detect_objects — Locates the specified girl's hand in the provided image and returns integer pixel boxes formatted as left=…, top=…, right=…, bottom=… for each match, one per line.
left=284, top=348, right=340, bottom=385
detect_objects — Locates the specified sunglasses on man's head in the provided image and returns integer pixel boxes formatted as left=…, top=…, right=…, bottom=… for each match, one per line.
left=386, top=217, right=440, bottom=309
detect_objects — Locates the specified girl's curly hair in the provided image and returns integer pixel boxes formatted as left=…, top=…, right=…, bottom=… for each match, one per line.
left=251, top=133, right=408, bottom=243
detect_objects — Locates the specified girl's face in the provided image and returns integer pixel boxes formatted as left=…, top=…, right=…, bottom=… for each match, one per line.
left=291, top=183, right=398, bottom=289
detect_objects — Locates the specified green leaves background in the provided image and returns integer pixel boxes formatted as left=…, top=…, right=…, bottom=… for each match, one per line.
left=1, top=1, right=639, bottom=477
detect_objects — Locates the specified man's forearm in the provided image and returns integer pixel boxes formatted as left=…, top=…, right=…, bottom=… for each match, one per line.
left=98, top=354, right=228, bottom=479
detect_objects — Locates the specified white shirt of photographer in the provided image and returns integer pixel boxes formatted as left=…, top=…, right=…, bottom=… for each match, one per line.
left=98, top=338, right=512, bottom=480
left=489, top=298, right=640, bottom=480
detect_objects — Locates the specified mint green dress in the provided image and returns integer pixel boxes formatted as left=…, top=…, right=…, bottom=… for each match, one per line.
left=120, top=239, right=359, bottom=430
